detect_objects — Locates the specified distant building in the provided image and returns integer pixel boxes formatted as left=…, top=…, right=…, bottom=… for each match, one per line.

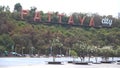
left=118, top=13, right=120, bottom=19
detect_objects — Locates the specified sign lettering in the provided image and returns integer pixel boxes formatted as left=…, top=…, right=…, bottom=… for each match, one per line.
left=20, top=10, right=113, bottom=27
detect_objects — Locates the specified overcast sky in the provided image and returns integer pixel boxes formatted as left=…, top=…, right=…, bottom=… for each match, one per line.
left=0, top=0, right=120, bottom=17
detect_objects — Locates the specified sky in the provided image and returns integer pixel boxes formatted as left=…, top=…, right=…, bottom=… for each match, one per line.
left=0, top=0, right=120, bottom=17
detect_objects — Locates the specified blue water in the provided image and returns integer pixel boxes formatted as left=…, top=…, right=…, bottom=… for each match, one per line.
left=0, top=57, right=120, bottom=66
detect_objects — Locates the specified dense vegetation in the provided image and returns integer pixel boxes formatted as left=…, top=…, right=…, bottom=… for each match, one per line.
left=0, top=3, right=120, bottom=59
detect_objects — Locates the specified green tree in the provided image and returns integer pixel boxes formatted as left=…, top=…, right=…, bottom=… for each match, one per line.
left=14, top=3, right=22, bottom=12
left=69, top=50, right=78, bottom=62
left=73, top=41, right=88, bottom=62
left=0, top=34, right=14, bottom=52
left=100, top=47, right=113, bottom=61
left=116, top=47, right=120, bottom=57
left=50, top=37, right=63, bottom=62
left=0, top=6, right=5, bottom=12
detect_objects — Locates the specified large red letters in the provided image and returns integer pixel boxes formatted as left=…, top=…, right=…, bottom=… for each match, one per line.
left=20, top=9, right=95, bottom=27
left=47, top=12, right=52, bottom=22
left=78, top=16, right=86, bottom=25
left=21, top=10, right=29, bottom=19
left=58, top=14, right=64, bottom=23
left=34, top=12, right=41, bottom=21
left=89, top=17, right=95, bottom=26
left=68, top=16, right=74, bottom=24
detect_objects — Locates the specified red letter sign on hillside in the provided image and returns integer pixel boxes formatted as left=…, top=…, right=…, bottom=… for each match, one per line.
left=68, top=16, right=74, bottom=24
left=58, top=14, right=64, bottom=23
left=78, top=16, right=86, bottom=25
left=47, top=12, right=52, bottom=22
left=34, top=12, right=41, bottom=22
left=21, top=10, right=29, bottom=19
left=89, top=17, right=95, bottom=26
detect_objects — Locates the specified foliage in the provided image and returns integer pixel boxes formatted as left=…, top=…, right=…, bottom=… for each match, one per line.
left=0, top=34, right=14, bottom=51
left=14, top=3, right=22, bottom=12
left=70, top=50, right=77, bottom=57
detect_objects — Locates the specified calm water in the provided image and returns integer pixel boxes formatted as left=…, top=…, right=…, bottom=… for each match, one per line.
left=0, top=57, right=120, bottom=68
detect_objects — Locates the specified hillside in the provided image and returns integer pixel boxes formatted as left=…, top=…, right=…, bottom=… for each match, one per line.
left=0, top=5, right=120, bottom=57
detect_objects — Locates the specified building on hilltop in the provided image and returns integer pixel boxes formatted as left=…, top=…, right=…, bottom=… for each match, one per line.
left=118, top=13, right=120, bottom=19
